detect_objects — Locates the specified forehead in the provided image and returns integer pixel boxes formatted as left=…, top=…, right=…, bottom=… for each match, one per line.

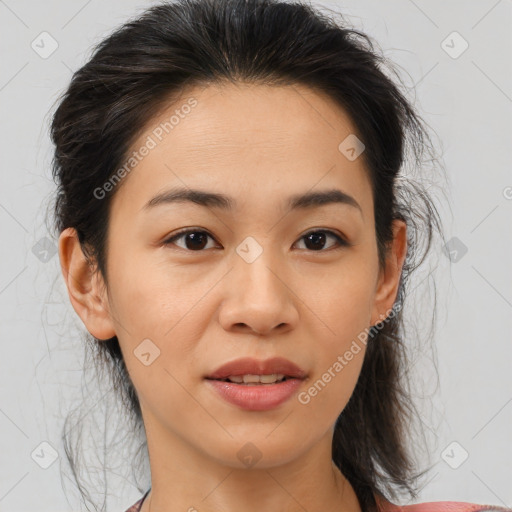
left=150, top=81, right=360, bottom=156
left=110, top=81, right=372, bottom=218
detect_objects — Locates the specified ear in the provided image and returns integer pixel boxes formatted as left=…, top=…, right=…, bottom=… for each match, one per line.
left=370, top=219, right=407, bottom=326
left=58, top=227, right=116, bottom=340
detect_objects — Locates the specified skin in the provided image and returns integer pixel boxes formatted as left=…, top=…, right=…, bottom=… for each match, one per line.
left=59, top=81, right=407, bottom=512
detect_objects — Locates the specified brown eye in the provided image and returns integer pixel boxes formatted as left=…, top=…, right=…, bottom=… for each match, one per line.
left=164, top=229, right=217, bottom=251
left=163, top=228, right=348, bottom=253
left=295, top=230, right=348, bottom=251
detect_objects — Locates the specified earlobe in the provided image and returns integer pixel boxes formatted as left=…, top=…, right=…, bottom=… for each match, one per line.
left=58, top=227, right=116, bottom=341
left=370, top=220, right=407, bottom=326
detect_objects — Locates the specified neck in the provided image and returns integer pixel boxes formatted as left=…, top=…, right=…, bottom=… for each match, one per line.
left=139, top=419, right=363, bottom=512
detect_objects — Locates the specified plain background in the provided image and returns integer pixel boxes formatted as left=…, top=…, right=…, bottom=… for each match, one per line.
left=0, top=0, right=511, bottom=510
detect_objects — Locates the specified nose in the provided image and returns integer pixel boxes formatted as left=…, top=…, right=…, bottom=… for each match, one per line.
left=218, top=249, right=299, bottom=336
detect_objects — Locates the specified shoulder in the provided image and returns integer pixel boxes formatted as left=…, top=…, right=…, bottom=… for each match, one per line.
left=124, top=494, right=512, bottom=512
left=375, top=496, right=512, bottom=512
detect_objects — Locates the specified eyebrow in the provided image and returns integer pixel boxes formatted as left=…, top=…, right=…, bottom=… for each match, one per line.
left=142, top=187, right=363, bottom=215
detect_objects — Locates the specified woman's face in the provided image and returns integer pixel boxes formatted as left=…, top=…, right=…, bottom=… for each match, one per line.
left=61, top=81, right=406, bottom=470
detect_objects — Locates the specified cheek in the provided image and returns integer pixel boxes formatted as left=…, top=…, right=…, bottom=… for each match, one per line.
left=296, top=267, right=373, bottom=409
left=299, top=310, right=368, bottom=426
left=107, top=252, right=218, bottom=387
left=300, top=263, right=375, bottom=339
left=107, top=248, right=213, bottom=337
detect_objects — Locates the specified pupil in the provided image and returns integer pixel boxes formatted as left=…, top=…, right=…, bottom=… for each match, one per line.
left=306, top=232, right=325, bottom=250
left=186, top=232, right=207, bottom=250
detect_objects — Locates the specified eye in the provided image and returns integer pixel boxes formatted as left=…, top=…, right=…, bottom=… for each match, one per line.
left=163, top=228, right=349, bottom=252
left=163, top=228, right=218, bottom=251
left=294, top=229, right=349, bottom=252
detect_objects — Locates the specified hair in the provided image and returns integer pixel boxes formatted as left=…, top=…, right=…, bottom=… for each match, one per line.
left=47, top=0, right=448, bottom=510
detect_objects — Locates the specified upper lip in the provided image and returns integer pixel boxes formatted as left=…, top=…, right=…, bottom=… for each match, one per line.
left=205, top=357, right=307, bottom=380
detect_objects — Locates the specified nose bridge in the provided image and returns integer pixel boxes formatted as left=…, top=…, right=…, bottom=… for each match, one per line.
left=234, top=235, right=286, bottom=300
left=218, top=235, right=297, bottom=334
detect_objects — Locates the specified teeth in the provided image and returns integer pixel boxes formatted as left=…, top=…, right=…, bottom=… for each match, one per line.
left=224, top=374, right=286, bottom=384
left=257, top=374, right=283, bottom=384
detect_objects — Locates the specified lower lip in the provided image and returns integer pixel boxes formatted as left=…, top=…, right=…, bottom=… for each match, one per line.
left=205, top=378, right=304, bottom=411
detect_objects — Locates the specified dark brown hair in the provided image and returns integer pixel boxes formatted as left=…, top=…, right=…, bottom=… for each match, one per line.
left=48, top=0, right=446, bottom=509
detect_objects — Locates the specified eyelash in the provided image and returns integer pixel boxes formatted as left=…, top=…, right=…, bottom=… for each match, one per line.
left=162, top=228, right=349, bottom=252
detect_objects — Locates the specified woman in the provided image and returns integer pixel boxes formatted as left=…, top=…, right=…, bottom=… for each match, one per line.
left=49, top=0, right=511, bottom=511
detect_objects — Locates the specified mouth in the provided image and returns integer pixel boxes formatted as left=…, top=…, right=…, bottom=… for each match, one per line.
left=203, top=357, right=307, bottom=411
left=204, top=356, right=307, bottom=382
left=204, top=374, right=305, bottom=411
left=206, top=374, right=295, bottom=385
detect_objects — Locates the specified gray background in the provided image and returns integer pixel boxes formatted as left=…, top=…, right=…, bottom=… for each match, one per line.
left=0, top=0, right=511, bottom=510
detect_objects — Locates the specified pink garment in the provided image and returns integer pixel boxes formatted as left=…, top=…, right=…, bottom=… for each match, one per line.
left=125, top=490, right=512, bottom=512
left=375, top=495, right=512, bottom=512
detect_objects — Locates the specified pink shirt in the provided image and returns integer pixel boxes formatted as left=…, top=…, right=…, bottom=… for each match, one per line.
left=124, top=490, right=512, bottom=512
